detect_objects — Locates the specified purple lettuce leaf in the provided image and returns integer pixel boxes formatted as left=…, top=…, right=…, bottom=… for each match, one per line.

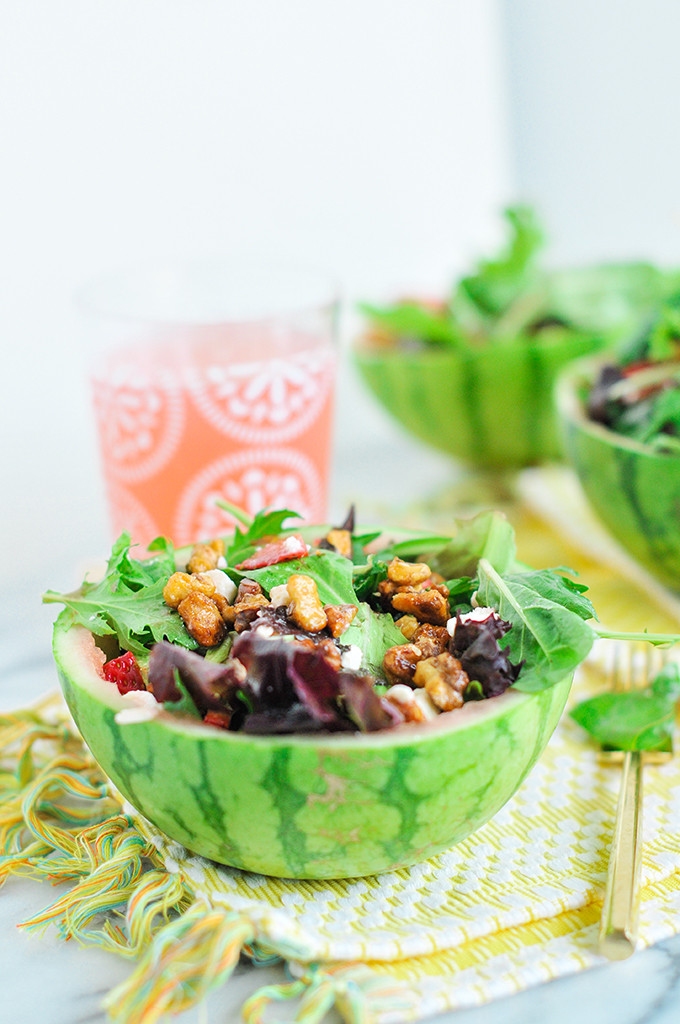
left=450, top=613, right=523, bottom=698
left=148, top=642, right=241, bottom=714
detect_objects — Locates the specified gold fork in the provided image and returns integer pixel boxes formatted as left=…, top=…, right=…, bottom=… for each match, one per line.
left=598, top=644, right=671, bottom=960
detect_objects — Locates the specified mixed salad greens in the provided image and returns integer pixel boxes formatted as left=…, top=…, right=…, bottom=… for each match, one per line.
left=587, top=295, right=680, bottom=453
left=44, top=505, right=680, bottom=736
left=359, top=205, right=670, bottom=351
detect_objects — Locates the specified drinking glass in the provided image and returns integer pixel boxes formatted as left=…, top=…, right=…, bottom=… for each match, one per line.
left=77, top=259, right=338, bottom=547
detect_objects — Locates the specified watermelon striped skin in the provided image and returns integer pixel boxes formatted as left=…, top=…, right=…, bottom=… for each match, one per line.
left=557, top=360, right=680, bottom=591
left=54, top=612, right=571, bottom=879
left=354, top=331, right=608, bottom=469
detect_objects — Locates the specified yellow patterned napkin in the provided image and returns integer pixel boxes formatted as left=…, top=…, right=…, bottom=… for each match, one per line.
left=3, top=471, right=680, bottom=1024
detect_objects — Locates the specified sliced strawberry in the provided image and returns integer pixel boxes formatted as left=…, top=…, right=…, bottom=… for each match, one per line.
left=235, top=533, right=308, bottom=570
left=103, top=651, right=146, bottom=695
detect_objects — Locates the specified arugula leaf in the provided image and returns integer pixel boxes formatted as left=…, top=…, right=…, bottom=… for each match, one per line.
left=340, top=604, right=407, bottom=677
left=43, top=577, right=197, bottom=657
left=43, top=533, right=195, bottom=657
left=105, top=532, right=176, bottom=591
left=217, top=503, right=302, bottom=565
left=352, top=559, right=388, bottom=601
left=445, top=576, right=477, bottom=608
left=240, top=549, right=357, bottom=605
left=475, top=559, right=595, bottom=692
left=570, top=663, right=680, bottom=752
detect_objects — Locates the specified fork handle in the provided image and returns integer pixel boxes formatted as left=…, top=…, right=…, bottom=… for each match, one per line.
left=599, top=750, right=643, bottom=960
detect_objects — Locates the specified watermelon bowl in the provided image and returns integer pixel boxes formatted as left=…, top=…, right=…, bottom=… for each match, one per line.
left=556, top=357, right=680, bottom=591
left=48, top=515, right=594, bottom=880
left=353, top=329, right=605, bottom=469
left=53, top=617, right=571, bottom=879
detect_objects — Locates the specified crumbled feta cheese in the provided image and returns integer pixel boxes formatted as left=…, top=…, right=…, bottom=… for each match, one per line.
left=115, top=689, right=160, bottom=725
left=217, top=555, right=227, bottom=569
left=254, top=624, right=275, bottom=638
left=282, top=536, right=303, bottom=554
left=340, top=644, right=363, bottom=672
left=384, top=685, right=440, bottom=721
left=412, top=688, right=439, bottom=720
left=384, top=684, right=416, bottom=704
left=202, top=569, right=236, bottom=602
left=446, top=606, right=497, bottom=636
left=269, top=583, right=290, bottom=608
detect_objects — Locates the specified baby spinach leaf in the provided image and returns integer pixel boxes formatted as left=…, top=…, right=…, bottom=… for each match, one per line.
left=475, top=559, right=595, bottom=692
left=374, top=511, right=516, bottom=578
left=421, top=512, right=517, bottom=578
left=241, top=549, right=357, bottom=605
left=570, top=687, right=676, bottom=752
left=340, top=604, right=407, bottom=677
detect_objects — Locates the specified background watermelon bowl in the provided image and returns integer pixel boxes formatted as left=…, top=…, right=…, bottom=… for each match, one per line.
left=53, top=613, right=571, bottom=879
left=353, top=329, right=605, bottom=470
left=556, top=357, right=680, bottom=591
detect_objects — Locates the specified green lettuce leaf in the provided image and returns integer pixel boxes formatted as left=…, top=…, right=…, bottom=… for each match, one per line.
left=571, top=662, right=680, bottom=752
left=240, top=549, right=357, bottom=605
left=340, top=604, right=407, bottom=677
left=475, top=559, right=595, bottom=692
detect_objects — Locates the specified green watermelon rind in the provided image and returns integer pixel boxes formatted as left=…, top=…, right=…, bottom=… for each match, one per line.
left=556, top=357, right=680, bottom=591
left=54, top=612, right=572, bottom=879
left=353, top=331, right=608, bottom=469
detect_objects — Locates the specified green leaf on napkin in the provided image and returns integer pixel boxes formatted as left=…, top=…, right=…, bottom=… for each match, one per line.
left=570, top=663, right=680, bottom=752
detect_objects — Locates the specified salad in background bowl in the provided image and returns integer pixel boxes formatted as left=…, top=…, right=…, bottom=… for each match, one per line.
left=557, top=296, right=680, bottom=591
left=354, top=206, right=676, bottom=469
left=45, top=503, right=673, bottom=878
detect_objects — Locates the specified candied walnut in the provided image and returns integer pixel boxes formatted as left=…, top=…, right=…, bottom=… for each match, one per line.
left=177, top=592, right=226, bottom=647
left=287, top=574, right=328, bottom=633
left=412, top=623, right=450, bottom=658
left=383, top=684, right=425, bottom=723
left=316, top=637, right=342, bottom=671
left=382, top=643, right=423, bottom=685
left=325, top=528, right=352, bottom=558
left=396, top=615, right=419, bottom=640
left=236, top=578, right=264, bottom=602
left=212, top=593, right=232, bottom=619
left=387, top=557, right=431, bottom=586
left=412, top=652, right=469, bottom=711
left=391, top=588, right=449, bottom=626
left=324, top=603, right=358, bottom=638
left=163, top=571, right=217, bottom=608
left=208, top=538, right=225, bottom=558
left=187, top=543, right=220, bottom=574
left=228, top=589, right=270, bottom=631
left=163, top=572, right=194, bottom=608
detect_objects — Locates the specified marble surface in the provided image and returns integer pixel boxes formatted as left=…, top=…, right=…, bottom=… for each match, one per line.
left=4, top=384, right=680, bottom=1023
